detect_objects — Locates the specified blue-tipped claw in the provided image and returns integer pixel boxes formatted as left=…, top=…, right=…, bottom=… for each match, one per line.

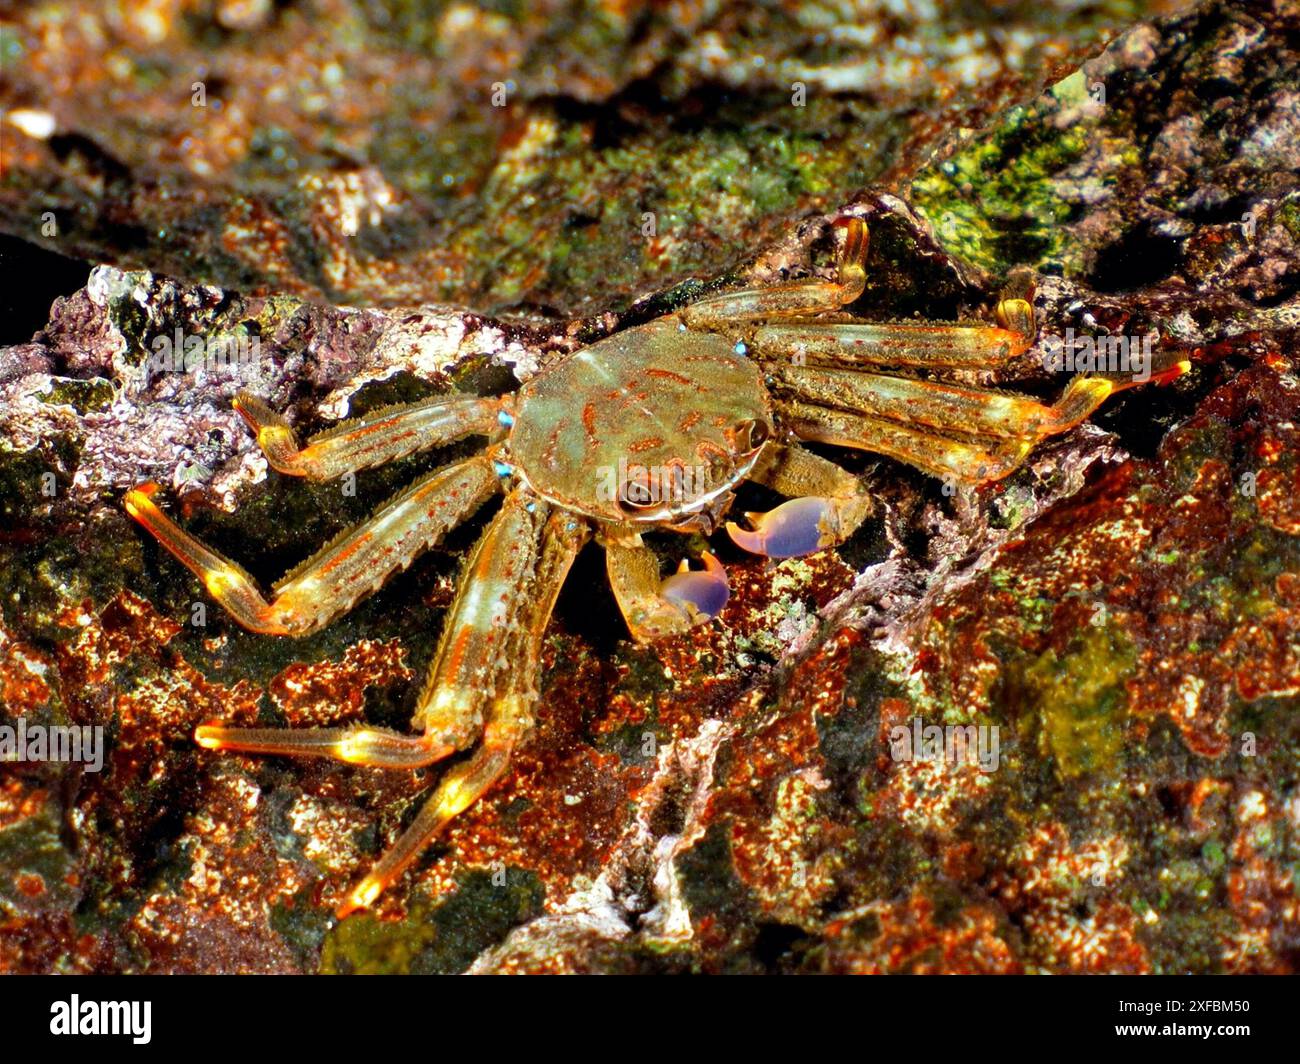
left=726, top=497, right=837, bottom=559
left=660, top=552, right=730, bottom=621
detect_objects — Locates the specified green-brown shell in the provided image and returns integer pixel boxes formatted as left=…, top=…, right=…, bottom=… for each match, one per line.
left=509, top=320, right=772, bottom=524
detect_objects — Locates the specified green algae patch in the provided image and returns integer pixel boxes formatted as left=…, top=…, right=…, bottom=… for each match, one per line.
left=1018, top=623, right=1136, bottom=779
left=40, top=378, right=116, bottom=413
left=911, top=93, right=1094, bottom=278
left=442, top=95, right=891, bottom=313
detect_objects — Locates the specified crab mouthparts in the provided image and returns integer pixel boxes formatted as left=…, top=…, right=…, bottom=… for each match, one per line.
left=661, top=491, right=737, bottom=534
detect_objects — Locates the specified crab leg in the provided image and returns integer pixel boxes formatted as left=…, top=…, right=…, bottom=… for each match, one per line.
left=339, top=502, right=589, bottom=916
left=124, top=455, right=500, bottom=637
left=408, top=490, right=554, bottom=743
left=780, top=399, right=1034, bottom=483
left=234, top=391, right=504, bottom=480
left=769, top=364, right=1106, bottom=439
left=680, top=217, right=868, bottom=326
left=775, top=357, right=1189, bottom=484
left=726, top=441, right=873, bottom=558
left=749, top=297, right=1034, bottom=368
left=194, top=723, right=454, bottom=769
left=681, top=209, right=1033, bottom=366
left=604, top=535, right=730, bottom=643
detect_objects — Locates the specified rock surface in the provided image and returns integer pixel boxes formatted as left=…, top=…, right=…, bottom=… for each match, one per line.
left=1, top=0, right=1298, bottom=973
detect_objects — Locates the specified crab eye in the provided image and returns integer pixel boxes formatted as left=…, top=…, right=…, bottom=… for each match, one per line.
left=737, top=419, right=771, bottom=452
left=616, top=468, right=659, bottom=512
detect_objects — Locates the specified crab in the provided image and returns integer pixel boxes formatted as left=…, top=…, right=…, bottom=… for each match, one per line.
left=123, top=215, right=1182, bottom=917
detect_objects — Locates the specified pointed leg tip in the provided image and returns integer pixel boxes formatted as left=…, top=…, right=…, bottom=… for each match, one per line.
left=123, top=483, right=162, bottom=519
left=231, top=393, right=256, bottom=422
left=336, top=879, right=382, bottom=920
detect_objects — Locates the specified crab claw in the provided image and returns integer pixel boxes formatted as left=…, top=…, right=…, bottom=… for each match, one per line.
left=660, top=551, right=730, bottom=621
left=726, top=497, right=838, bottom=559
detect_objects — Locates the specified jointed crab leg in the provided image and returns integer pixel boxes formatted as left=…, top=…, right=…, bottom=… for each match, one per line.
left=780, top=399, right=1034, bottom=483
left=195, top=722, right=454, bottom=769
left=234, top=391, right=503, bottom=480
left=339, top=501, right=589, bottom=916
left=775, top=361, right=1185, bottom=485
left=749, top=299, right=1034, bottom=368
left=730, top=371, right=1127, bottom=555
left=680, top=217, right=868, bottom=327
left=678, top=211, right=1035, bottom=372
left=408, top=489, right=553, bottom=743
left=124, top=455, right=500, bottom=637
left=769, top=364, right=1110, bottom=439
left=726, top=441, right=874, bottom=558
